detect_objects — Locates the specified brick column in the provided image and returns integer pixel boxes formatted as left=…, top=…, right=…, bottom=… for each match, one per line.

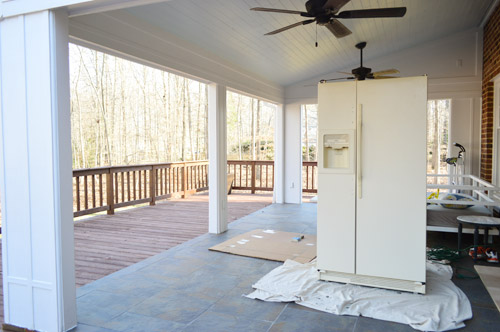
left=481, top=5, right=500, bottom=181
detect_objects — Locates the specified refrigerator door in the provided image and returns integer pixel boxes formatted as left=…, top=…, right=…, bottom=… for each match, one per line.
left=355, top=77, right=427, bottom=283
left=317, top=82, right=357, bottom=274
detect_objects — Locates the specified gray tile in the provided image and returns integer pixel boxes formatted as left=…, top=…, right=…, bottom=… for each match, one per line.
left=128, top=290, right=216, bottom=324
left=269, top=305, right=357, bottom=332
left=459, top=305, right=500, bottom=331
left=73, top=202, right=500, bottom=332
left=354, top=316, right=415, bottom=332
left=70, top=323, right=120, bottom=332
left=102, top=312, right=185, bottom=332
left=182, top=310, right=272, bottom=332
left=452, top=276, right=497, bottom=309
left=209, top=286, right=286, bottom=322
left=77, top=290, right=147, bottom=326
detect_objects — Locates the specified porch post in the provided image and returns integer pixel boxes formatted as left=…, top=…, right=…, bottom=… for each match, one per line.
left=0, top=9, right=77, bottom=332
left=284, top=103, right=303, bottom=204
left=208, top=84, right=228, bottom=234
left=273, top=104, right=285, bottom=203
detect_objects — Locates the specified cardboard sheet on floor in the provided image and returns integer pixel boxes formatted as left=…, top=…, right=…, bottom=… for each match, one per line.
left=209, top=229, right=316, bottom=263
left=246, top=260, right=472, bottom=331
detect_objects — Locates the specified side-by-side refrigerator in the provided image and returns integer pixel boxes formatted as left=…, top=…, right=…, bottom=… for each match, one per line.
left=317, top=76, right=427, bottom=293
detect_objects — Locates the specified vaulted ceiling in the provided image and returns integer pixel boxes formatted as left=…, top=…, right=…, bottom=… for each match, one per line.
left=123, top=0, right=495, bottom=86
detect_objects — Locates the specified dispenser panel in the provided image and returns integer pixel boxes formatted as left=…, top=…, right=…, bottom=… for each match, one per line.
left=319, top=130, right=355, bottom=174
left=323, top=134, right=350, bottom=169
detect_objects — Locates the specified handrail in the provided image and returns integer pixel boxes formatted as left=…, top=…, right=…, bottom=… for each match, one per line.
left=73, top=160, right=318, bottom=218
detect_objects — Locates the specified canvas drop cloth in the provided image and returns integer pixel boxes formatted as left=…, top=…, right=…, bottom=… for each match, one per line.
left=246, top=260, right=472, bottom=331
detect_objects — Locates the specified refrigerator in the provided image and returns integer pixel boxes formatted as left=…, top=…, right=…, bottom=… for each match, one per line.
left=316, top=76, right=427, bottom=293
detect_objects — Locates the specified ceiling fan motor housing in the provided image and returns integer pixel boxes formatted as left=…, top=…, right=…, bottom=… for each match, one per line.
left=352, top=67, right=372, bottom=80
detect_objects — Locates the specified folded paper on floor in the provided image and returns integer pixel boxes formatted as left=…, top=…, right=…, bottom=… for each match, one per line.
left=246, top=260, right=472, bottom=331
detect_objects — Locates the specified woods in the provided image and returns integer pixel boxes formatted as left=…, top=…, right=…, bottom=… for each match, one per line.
left=427, top=99, right=450, bottom=175
left=302, top=104, right=318, bottom=162
left=69, top=44, right=276, bottom=169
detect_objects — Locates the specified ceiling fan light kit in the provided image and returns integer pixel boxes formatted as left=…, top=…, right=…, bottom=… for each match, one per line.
left=251, top=0, right=407, bottom=38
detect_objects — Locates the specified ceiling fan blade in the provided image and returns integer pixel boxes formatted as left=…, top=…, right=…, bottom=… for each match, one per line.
left=374, top=76, right=399, bottom=79
left=251, top=7, right=308, bottom=15
left=325, top=19, right=352, bottom=38
left=322, top=0, right=351, bottom=13
left=265, top=19, right=315, bottom=35
left=337, top=71, right=352, bottom=75
left=337, top=7, right=407, bottom=19
left=372, top=69, right=400, bottom=77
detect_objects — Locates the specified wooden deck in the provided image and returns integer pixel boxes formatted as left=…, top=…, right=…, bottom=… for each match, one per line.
left=0, top=192, right=273, bottom=323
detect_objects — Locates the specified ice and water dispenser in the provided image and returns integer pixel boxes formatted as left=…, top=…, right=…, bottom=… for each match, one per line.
left=323, top=134, right=350, bottom=169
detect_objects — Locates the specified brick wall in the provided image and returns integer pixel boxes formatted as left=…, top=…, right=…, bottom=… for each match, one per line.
left=482, top=4, right=500, bottom=181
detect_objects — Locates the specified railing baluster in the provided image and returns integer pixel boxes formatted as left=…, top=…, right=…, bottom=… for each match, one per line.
left=99, top=174, right=103, bottom=207
left=266, top=165, right=268, bottom=188
left=91, top=175, right=96, bottom=208
left=144, top=169, right=148, bottom=198
left=133, top=171, right=137, bottom=201
left=311, top=165, right=315, bottom=191
left=127, top=171, right=131, bottom=201
left=76, top=176, right=80, bottom=212
left=84, top=175, right=88, bottom=210
left=107, top=171, right=114, bottom=215
left=114, top=171, right=119, bottom=204
left=306, top=165, right=309, bottom=189
left=150, top=167, right=156, bottom=206
left=183, top=163, right=187, bottom=198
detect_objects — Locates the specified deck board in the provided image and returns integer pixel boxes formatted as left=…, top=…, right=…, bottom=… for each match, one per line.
left=0, top=192, right=272, bottom=324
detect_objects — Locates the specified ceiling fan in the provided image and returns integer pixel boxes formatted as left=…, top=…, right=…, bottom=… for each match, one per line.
left=319, top=41, right=400, bottom=83
left=251, top=0, right=406, bottom=38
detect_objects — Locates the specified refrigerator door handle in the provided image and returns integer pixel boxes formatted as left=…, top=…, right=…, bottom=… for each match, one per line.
left=357, top=104, right=362, bottom=199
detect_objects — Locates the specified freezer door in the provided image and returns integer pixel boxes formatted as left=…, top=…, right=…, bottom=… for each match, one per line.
left=355, top=77, right=427, bottom=283
left=317, top=81, right=357, bottom=274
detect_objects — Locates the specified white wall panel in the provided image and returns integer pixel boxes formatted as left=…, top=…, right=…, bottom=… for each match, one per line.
left=273, top=104, right=285, bottom=204
left=0, top=9, right=76, bottom=332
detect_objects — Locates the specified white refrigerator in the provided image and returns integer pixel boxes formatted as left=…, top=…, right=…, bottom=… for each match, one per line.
left=317, top=76, right=427, bottom=293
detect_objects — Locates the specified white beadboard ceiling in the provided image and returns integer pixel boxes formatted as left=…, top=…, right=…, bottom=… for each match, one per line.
left=124, top=0, right=495, bottom=86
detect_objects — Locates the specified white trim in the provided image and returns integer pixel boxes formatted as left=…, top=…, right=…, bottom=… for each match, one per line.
left=480, top=0, right=500, bottom=28
left=68, top=0, right=172, bottom=18
left=273, top=104, right=284, bottom=203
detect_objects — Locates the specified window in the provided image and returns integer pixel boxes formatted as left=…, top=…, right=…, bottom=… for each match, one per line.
left=301, top=104, right=318, bottom=162
left=427, top=99, right=451, bottom=178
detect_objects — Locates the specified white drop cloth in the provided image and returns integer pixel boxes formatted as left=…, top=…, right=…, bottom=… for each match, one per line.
left=246, top=260, right=472, bottom=331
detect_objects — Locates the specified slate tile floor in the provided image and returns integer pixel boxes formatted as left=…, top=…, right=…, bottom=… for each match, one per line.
left=74, top=203, right=500, bottom=332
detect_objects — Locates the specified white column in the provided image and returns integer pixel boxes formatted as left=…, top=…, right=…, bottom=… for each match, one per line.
left=208, top=84, right=228, bottom=234
left=0, top=9, right=76, bottom=332
left=273, top=104, right=285, bottom=203
left=284, top=104, right=303, bottom=204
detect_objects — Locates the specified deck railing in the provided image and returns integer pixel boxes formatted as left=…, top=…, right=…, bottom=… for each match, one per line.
left=73, top=161, right=209, bottom=218
left=73, top=160, right=317, bottom=217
